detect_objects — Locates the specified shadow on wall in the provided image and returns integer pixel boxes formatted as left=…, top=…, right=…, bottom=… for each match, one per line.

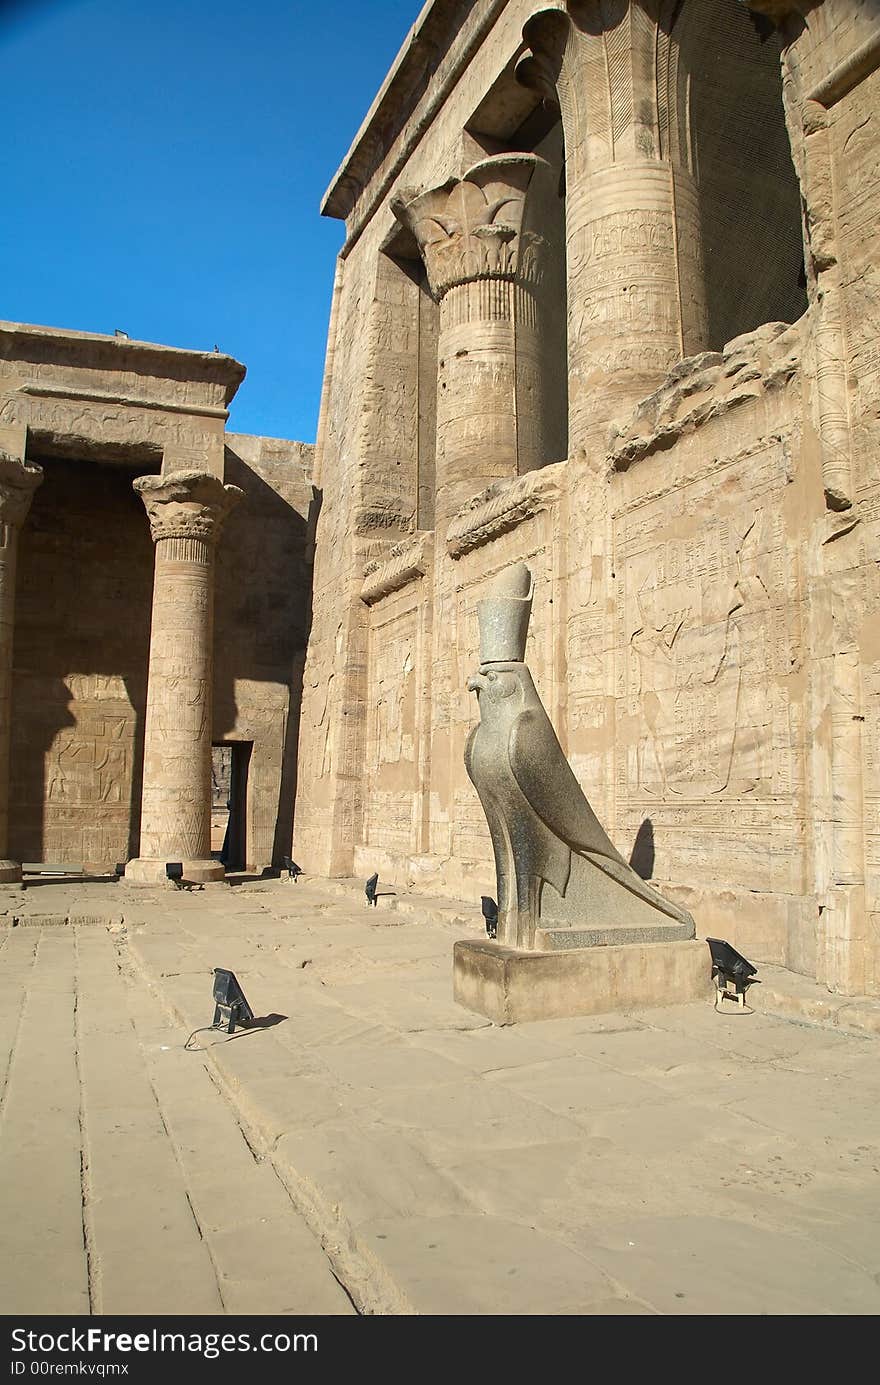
left=213, top=447, right=316, bottom=870
left=683, top=0, right=807, bottom=347
left=629, top=818, right=655, bottom=880
left=10, top=454, right=156, bottom=867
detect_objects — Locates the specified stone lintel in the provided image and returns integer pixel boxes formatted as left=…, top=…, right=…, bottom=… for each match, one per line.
left=453, top=938, right=713, bottom=1025
left=19, top=382, right=229, bottom=421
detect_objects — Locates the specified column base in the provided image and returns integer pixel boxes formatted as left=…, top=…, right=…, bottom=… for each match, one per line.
left=125, top=858, right=226, bottom=886
left=0, top=859, right=22, bottom=884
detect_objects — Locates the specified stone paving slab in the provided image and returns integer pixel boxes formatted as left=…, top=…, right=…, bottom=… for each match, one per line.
left=0, top=915, right=353, bottom=1316
left=4, top=878, right=880, bottom=1315
left=114, top=879, right=880, bottom=1315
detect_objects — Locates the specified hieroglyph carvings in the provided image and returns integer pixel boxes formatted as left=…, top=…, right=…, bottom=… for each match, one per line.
left=516, top=1, right=709, bottom=452
left=393, top=153, right=552, bottom=522
left=126, top=470, right=242, bottom=883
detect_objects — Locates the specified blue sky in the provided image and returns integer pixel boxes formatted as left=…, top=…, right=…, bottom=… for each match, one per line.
left=0, top=0, right=420, bottom=440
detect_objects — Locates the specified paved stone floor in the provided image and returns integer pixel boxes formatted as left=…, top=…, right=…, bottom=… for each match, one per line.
left=2, top=875, right=880, bottom=1315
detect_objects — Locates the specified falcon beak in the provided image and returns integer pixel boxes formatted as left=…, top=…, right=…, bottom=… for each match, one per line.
left=467, top=673, right=489, bottom=694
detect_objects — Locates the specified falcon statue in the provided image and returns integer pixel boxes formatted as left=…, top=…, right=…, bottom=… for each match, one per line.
left=465, top=564, right=695, bottom=951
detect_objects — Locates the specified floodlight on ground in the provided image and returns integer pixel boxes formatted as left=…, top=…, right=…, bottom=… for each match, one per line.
left=166, top=862, right=184, bottom=887
left=481, top=895, right=498, bottom=939
left=282, top=856, right=303, bottom=881
left=365, top=872, right=379, bottom=907
left=211, top=968, right=255, bottom=1035
left=706, top=937, right=757, bottom=1012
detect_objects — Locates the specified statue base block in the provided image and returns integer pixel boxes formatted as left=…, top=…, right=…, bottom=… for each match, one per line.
left=453, top=938, right=712, bottom=1025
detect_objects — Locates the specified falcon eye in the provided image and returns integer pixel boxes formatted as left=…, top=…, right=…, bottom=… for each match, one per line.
left=486, top=671, right=498, bottom=682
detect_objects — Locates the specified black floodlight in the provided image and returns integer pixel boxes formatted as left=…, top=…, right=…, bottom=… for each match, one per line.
left=706, top=937, right=757, bottom=1011
left=365, top=871, right=379, bottom=906
left=166, top=862, right=185, bottom=888
left=481, top=895, right=498, bottom=939
left=212, top=968, right=255, bottom=1035
left=282, top=856, right=303, bottom=881
left=114, top=862, right=126, bottom=878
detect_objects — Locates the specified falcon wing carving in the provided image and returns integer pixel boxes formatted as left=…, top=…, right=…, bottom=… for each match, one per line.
left=508, top=707, right=630, bottom=867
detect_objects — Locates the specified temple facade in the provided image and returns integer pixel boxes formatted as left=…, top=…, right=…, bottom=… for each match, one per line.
left=0, top=322, right=314, bottom=884
left=294, top=0, right=880, bottom=997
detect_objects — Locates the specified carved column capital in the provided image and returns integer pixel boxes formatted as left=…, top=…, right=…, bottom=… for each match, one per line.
left=133, top=469, right=242, bottom=547
left=0, top=449, right=43, bottom=531
left=516, top=1, right=694, bottom=173
left=391, top=153, right=549, bottom=301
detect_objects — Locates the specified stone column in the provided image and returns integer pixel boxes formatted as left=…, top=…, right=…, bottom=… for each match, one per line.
left=517, top=2, right=709, bottom=456
left=392, top=153, right=550, bottom=531
left=126, top=470, right=242, bottom=885
left=0, top=449, right=43, bottom=884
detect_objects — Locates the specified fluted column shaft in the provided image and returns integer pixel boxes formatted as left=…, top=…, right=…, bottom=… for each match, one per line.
left=126, top=470, right=242, bottom=885
left=393, top=153, right=550, bottom=531
left=517, top=2, right=709, bottom=455
left=0, top=451, right=43, bottom=883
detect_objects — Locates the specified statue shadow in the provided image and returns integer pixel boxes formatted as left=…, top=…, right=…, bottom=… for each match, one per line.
left=629, top=818, right=655, bottom=880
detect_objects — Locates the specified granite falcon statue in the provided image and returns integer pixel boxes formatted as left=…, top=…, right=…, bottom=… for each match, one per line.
left=465, top=564, right=695, bottom=951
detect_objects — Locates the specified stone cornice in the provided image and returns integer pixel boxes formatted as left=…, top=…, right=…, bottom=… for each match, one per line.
left=446, top=464, right=563, bottom=558
left=134, top=469, right=243, bottom=546
left=808, top=28, right=880, bottom=107
left=607, top=319, right=801, bottom=471
left=322, top=0, right=512, bottom=256
left=0, top=321, right=246, bottom=406
left=361, top=532, right=434, bottom=605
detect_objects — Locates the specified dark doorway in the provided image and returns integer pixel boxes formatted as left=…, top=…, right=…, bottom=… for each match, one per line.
left=211, top=741, right=252, bottom=871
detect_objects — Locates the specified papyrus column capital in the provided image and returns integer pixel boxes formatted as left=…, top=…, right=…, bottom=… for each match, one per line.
left=516, top=2, right=695, bottom=175
left=391, top=153, right=550, bottom=301
left=133, top=469, right=242, bottom=548
left=0, top=449, right=43, bottom=532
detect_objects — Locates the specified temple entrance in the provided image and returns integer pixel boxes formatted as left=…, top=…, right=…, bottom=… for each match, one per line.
left=211, top=741, right=252, bottom=871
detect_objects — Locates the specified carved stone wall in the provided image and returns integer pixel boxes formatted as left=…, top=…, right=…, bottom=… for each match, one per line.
left=215, top=434, right=315, bottom=871
left=302, top=0, right=880, bottom=997
left=11, top=456, right=155, bottom=867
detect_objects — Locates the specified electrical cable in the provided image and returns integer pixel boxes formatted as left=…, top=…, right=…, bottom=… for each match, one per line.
left=184, top=1022, right=227, bottom=1051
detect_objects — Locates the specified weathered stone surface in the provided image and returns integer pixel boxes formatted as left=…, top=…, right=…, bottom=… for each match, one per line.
left=454, top=938, right=712, bottom=1024
left=126, top=471, right=242, bottom=885
left=2, top=322, right=313, bottom=879
left=297, top=0, right=880, bottom=1004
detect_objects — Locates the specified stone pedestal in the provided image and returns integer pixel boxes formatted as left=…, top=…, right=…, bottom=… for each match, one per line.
left=0, top=449, right=43, bottom=884
left=454, top=937, right=712, bottom=1025
left=393, top=153, right=550, bottom=530
left=517, top=3, right=709, bottom=456
left=126, top=470, right=241, bottom=885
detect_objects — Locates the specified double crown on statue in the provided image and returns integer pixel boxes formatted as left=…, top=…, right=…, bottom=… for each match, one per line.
left=476, top=563, right=534, bottom=665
